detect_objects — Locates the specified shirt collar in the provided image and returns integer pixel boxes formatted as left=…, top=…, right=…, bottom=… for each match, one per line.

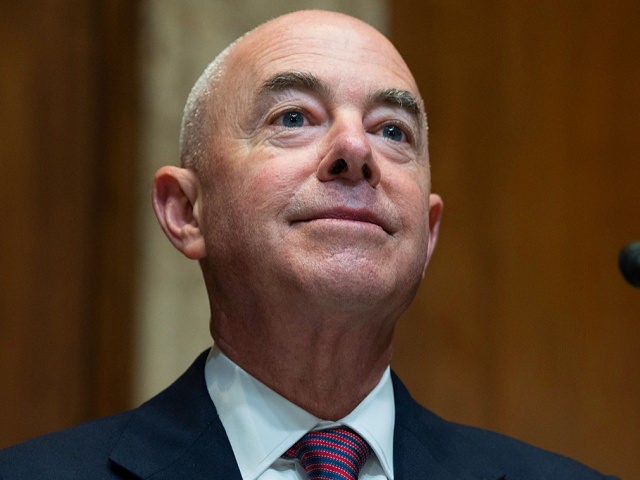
left=204, top=345, right=395, bottom=480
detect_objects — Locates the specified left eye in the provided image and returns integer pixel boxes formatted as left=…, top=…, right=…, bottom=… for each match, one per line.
left=381, top=124, right=405, bottom=142
left=280, top=111, right=306, bottom=128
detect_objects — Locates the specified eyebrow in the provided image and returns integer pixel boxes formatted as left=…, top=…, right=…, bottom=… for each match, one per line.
left=260, top=71, right=330, bottom=97
left=258, top=71, right=427, bottom=136
left=370, top=88, right=420, bottom=115
left=369, top=88, right=426, bottom=134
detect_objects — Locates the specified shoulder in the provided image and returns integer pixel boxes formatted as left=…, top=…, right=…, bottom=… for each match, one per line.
left=0, top=411, right=133, bottom=479
left=391, top=372, right=618, bottom=480
left=425, top=416, right=616, bottom=479
left=0, top=352, right=213, bottom=480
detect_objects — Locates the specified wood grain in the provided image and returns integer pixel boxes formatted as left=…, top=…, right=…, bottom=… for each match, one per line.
left=0, top=0, right=137, bottom=446
left=391, top=2, right=639, bottom=478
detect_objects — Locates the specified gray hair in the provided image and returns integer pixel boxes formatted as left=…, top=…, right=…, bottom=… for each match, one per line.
left=178, top=37, right=242, bottom=172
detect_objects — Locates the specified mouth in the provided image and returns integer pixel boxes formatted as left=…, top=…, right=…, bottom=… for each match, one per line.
left=290, top=207, right=394, bottom=235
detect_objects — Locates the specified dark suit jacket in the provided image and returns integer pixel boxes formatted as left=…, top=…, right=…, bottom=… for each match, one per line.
left=0, top=351, right=617, bottom=479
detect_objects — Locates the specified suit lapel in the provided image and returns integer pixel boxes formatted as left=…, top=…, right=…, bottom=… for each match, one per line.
left=109, top=351, right=242, bottom=479
left=107, top=354, right=506, bottom=479
left=393, top=422, right=474, bottom=480
left=392, top=373, right=505, bottom=480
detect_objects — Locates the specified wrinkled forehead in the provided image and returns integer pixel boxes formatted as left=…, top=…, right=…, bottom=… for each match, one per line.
left=223, top=13, right=421, bottom=99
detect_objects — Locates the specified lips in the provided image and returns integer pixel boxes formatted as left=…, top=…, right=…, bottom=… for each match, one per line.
left=290, top=206, right=395, bottom=235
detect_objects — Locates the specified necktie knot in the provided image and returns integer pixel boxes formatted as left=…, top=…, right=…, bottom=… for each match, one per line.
left=284, top=427, right=372, bottom=480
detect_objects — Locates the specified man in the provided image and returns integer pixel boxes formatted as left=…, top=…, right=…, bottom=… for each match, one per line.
left=0, top=10, right=617, bottom=480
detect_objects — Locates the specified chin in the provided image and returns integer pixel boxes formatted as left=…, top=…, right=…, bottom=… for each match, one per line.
left=292, top=256, right=422, bottom=310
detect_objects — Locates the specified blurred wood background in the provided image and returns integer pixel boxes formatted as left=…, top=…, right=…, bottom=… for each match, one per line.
left=0, top=0, right=137, bottom=445
left=392, top=2, right=639, bottom=478
left=1, top=1, right=638, bottom=478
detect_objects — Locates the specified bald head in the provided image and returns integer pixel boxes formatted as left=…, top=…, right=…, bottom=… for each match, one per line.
left=154, top=10, right=443, bottom=398
left=179, top=10, right=425, bottom=173
left=153, top=9, right=443, bottom=422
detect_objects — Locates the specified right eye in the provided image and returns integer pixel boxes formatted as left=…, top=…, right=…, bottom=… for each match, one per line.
left=279, top=110, right=306, bottom=128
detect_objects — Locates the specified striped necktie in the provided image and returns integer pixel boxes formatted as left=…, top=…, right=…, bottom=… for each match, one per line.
left=283, top=427, right=372, bottom=480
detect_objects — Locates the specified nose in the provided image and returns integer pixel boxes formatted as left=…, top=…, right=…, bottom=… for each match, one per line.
left=316, top=120, right=381, bottom=188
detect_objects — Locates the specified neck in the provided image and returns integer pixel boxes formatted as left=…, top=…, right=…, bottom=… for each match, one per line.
left=210, top=303, right=397, bottom=420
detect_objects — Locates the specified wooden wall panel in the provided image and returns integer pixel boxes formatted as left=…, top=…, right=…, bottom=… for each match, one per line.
left=0, top=1, right=137, bottom=446
left=391, top=2, right=639, bottom=478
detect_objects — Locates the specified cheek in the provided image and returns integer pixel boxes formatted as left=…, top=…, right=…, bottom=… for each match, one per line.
left=386, top=168, right=431, bottom=234
left=238, top=147, right=318, bottom=213
left=201, top=156, right=309, bottom=259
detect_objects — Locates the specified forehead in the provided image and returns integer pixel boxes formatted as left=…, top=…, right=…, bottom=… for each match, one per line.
left=226, top=15, right=420, bottom=99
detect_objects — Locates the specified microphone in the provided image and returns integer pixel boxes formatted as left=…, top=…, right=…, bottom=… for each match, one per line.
left=618, top=242, right=640, bottom=287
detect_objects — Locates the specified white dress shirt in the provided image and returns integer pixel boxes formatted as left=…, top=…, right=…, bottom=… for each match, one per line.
left=204, top=345, right=395, bottom=480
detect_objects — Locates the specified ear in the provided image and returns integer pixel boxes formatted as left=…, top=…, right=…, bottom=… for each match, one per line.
left=422, top=193, right=443, bottom=275
left=152, top=166, right=206, bottom=260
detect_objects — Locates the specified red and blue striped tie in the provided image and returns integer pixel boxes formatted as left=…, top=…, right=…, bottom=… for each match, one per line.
left=283, top=427, right=372, bottom=479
